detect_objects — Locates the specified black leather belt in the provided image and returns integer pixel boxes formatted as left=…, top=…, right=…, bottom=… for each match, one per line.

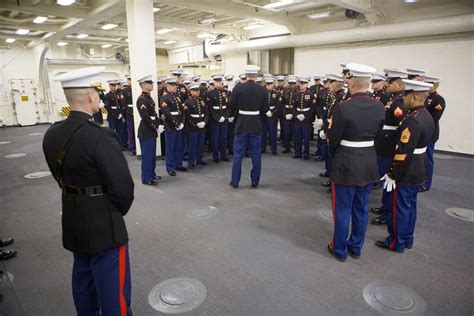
left=62, top=184, right=106, bottom=196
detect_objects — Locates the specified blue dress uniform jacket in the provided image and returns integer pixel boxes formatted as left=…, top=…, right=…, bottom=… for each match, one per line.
left=424, top=92, right=445, bottom=142
left=160, top=93, right=185, bottom=132
left=264, top=88, right=281, bottom=122
left=184, top=96, right=209, bottom=132
left=388, top=106, right=435, bottom=184
left=121, top=86, right=133, bottom=121
left=328, top=93, right=385, bottom=185
left=228, top=80, right=269, bottom=133
left=293, top=88, right=316, bottom=123
left=137, top=91, right=161, bottom=139
left=177, top=83, right=189, bottom=105
left=372, top=89, right=390, bottom=105
left=104, top=90, right=123, bottom=122
left=42, top=111, right=134, bottom=255
left=323, top=89, right=345, bottom=133
left=375, top=92, right=408, bottom=157
left=206, top=88, right=228, bottom=123
left=281, top=87, right=297, bottom=117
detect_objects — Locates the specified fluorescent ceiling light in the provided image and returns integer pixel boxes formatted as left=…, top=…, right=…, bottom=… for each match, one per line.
left=153, top=7, right=161, bottom=12
left=156, top=28, right=173, bottom=34
left=164, top=40, right=176, bottom=45
left=199, top=17, right=217, bottom=25
left=6, top=38, right=16, bottom=43
left=196, top=33, right=211, bottom=39
left=102, top=23, right=118, bottom=30
left=404, top=0, right=417, bottom=2
left=243, top=24, right=263, bottom=30
left=57, top=0, right=75, bottom=5
left=263, top=0, right=294, bottom=9
left=102, top=44, right=112, bottom=48
left=307, top=11, right=335, bottom=19
left=57, top=41, right=68, bottom=46
left=16, top=29, right=30, bottom=35
left=33, top=16, right=48, bottom=24
left=76, top=33, right=89, bottom=39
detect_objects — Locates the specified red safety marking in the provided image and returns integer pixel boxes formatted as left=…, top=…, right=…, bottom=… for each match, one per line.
left=119, top=245, right=127, bottom=316
left=331, top=182, right=336, bottom=252
left=389, top=188, right=398, bottom=250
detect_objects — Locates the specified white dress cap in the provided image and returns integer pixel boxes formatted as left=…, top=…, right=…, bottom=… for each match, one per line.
left=188, top=82, right=200, bottom=90
left=54, top=66, right=105, bottom=89
left=406, top=68, right=427, bottom=76
left=384, top=68, right=409, bottom=79
left=340, top=63, right=348, bottom=70
left=125, top=74, right=131, bottom=80
left=346, top=63, right=376, bottom=78
left=287, top=76, right=297, bottom=83
left=298, top=77, right=310, bottom=83
left=192, top=75, right=201, bottom=81
left=121, top=82, right=129, bottom=87
left=239, top=73, right=246, bottom=79
left=137, top=74, right=155, bottom=83
left=371, top=73, right=387, bottom=81
left=256, top=76, right=263, bottom=82
left=225, top=75, right=234, bottom=81
left=211, top=74, right=224, bottom=80
left=264, top=77, right=275, bottom=84
left=276, top=75, right=285, bottom=81
left=244, top=65, right=260, bottom=75
left=164, top=77, right=177, bottom=84
left=170, top=69, right=183, bottom=76
left=313, top=75, right=322, bottom=80
left=325, top=74, right=343, bottom=82
left=424, top=76, right=441, bottom=83
left=402, top=79, right=433, bottom=92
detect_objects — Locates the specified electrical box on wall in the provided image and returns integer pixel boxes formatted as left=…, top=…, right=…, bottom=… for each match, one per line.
left=10, top=79, right=38, bottom=126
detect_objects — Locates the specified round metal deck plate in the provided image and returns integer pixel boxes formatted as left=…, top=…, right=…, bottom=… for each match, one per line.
left=29, top=133, right=43, bottom=136
left=5, top=153, right=26, bottom=158
left=0, top=141, right=11, bottom=145
left=318, top=209, right=333, bottom=221
left=363, top=280, right=426, bottom=315
left=186, top=206, right=220, bottom=219
left=148, top=277, right=207, bottom=314
left=24, top=171, right=51, bottom=179
left=433, top=153, right=453, bottom=160
left=445, top=208, right=474, bottom=222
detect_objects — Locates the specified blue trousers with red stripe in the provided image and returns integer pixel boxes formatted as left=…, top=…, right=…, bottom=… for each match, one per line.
left=377, top=156, right=393, bottom=220
left=424, top=141, right=435, bottom=190
left=293, top=122, right=311, bottom=158
left=188, top=131, right=205, bottom=167
left=384, top=184, right=421, bottom=251
left=261, top=120, right=278, bottom=154
left=139, top=139, right=156, bottom=183
left=72, top=244, right=132, bottom=316
left=210, top=122, right=228, bottom=161
left=231, top=132, right=262, bottom=186
left=109, top=120, right=128, bottom=150
left=282, top=119, right=293, bottom=151
left=332, top=183, right=373, bottom=260
left=165, top=130, right=184, bottom=173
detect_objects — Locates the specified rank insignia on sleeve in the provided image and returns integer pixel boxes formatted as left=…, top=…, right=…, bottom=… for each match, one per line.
left=328, top=118, right=332, bottom=129
left=394, top=154, right=407, bottom=161
left=435, top=104, right=443, bottom=111
left=400, top=127, right=411, bottom=143
left=394, top=107, right=403, bottom=118
left=161, top=102, right=168, bottom=108
left=140, top=104, right=146, bottom=110
left=427, top=99, right=432, bottom=105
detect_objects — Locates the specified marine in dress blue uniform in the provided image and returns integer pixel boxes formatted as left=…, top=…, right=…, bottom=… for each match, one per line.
left=281, top=76, right=297, bottom=153
left=292, top=77, right=316, bottom=160
left=274, top=75, right=286, bottom=142
left=228, top=65, right=269, bottom=188
left=121, top=77, right=136, bottom=155
left=376, top=80, right=435, bottom=253
left=261, top=76, right=281, bottom=155
left=161, top=78, right=188, bottom=176
left=206, top=74, right=229, bottom=162
left=421, top=76, right=446, bottom=192
left=43, top=67, right=134, bottom=315
left=370, top=69, right=409, bottom=225
left=327, top=63, right=385, bottom=262
left=184, top=82, right=209, bottom=168
left=136, top=75, right=164, bottom=185
left=104, top=80, right=128, bottom=150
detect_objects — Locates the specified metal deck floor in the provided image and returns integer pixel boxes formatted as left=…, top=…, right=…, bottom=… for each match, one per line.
left=0, top=125, right=473, bottom=315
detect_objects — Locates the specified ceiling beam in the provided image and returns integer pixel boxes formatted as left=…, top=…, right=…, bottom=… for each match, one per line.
left=0, top=0, right=90, bottom=18
left=154, top=19, right=242, bottom=35
left=328, top=0, right=373, bottom=14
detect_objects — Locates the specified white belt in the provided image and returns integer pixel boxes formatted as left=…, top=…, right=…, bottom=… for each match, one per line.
left=269, top=106, right=276, bottom=110
left=111, top=106, right=118, bottom=109
left=297, top=108, right=310, bottom=112
left=285, top=105, right=292, bottom=108
left=170, top=111, right=179, bottom=115
left=190, top=114, right=203, bottom=118
left=413, top=147, right=427, bottom=154
left=239, top=110, right=259, bottom=115
left=382, top=125, right=397, bottom=130
left=340, top=140, right=374, bottom=148
left=127, top=104, right=133, bottom=108
left=150, top=116, right=156, bottom=120
left=213, top=106, right=226, bottom=110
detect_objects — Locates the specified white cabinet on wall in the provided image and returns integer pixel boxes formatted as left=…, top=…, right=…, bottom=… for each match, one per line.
left=10, top=79, right=38, bottom=126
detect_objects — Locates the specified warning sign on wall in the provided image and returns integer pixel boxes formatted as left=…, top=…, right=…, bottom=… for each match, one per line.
left=21, top=95, right=29, bottom=102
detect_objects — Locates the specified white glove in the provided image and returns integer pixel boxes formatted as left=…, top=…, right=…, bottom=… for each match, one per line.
left=381, top=174, right=396, bottom=192
left=319, top=130, right=327, bottom=140
left=118, top=114, right=123, bottom=120
left=197, top=122, right=205, bottom=128
left=228, top=117, right=234, bottom=123
left=177, top=123, right=184, bottom=130
left=285, top=114, right=293, bottom=120
left=266, top=110, right=272, bottom=118
left=218, top=116, right=225, bottom=123
left=98, top=100, right=105, bottom=109
left=297, top=114, right=305, bottom=121
left=313, top=118, right=323, bottom=129
left=157, top=125, right=165, bottom=134
left=160, top=114, right=166, bottom=121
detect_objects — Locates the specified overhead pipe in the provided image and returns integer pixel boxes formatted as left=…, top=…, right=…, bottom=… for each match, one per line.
left=206, top=13, right=474, bottom=57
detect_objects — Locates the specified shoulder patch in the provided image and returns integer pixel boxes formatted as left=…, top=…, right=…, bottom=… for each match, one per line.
left=140, top=104, right=146, bottom=110
left=394, top=106, right=403, bottom=118
left=400, top=127, right=411, bottom=144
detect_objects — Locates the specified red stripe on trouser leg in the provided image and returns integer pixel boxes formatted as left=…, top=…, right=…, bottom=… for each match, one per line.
left=127, top=126, right=130, bottom=144
left=331, top=182, right=336, bottom=251
left=389, top=188, right=398, bottom=250
left=119, top=245, right=127, bottom=316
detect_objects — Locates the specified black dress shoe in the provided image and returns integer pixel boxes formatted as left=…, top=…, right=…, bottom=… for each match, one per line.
left=326, top=187, right=332, bottom=194
left=303, top=156, right=309, bottom=160
left=0, top=249, right=17, bottom=261
left=213, top=159, right=220, bottom=163
left=221, top=157, right=230, bottom=162
left=142, top=180, right=157, bottom=186
left=370, top=207, right=382, bottom=214
left=321, top=180, right=331, bottom=187
left=168, top=171, right=177, bottom=176
left=251, top=182, right=258, bottom=189
left=375, top=240, right=404, bottom=253
left=198, top=161, right=207, bottom=166
left=0, top=238, right=14, bottom=247
left=130, top=152, right=136, bottom=156
left=419, top=186, right=429, bottom=193
left=282, top=149, right=291, bottom=153
left=293, top=155, right=302, bottom=159
left=188, top=165, right=195, bottom=170
left=327, top=244, right=346, bottom=262
left=272, top=152, right=277, bottom=155
left=153, top=175, right=162, bottom=180
left=176, top=167, right=188, bottom=172
left=229, top=181, right=238, bottom=189
left=348, top=248, right=360, bottom=259
left=370, top=216, right=387, bottom=225
left=319, top=171, right=329, bottom=177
